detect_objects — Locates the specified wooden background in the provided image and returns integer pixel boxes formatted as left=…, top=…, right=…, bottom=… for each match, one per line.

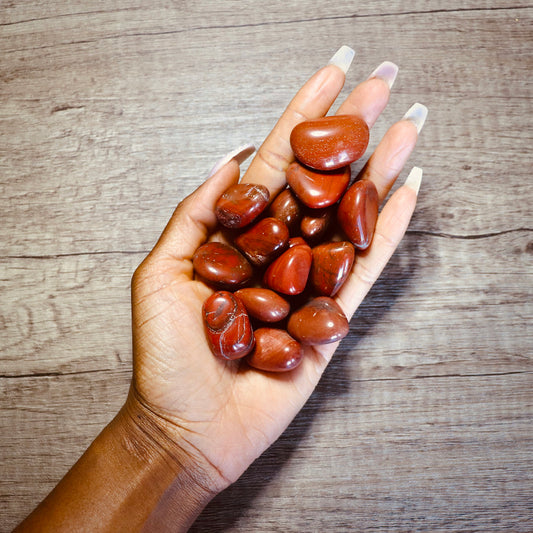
left=1, top=1, right=532, bottom=531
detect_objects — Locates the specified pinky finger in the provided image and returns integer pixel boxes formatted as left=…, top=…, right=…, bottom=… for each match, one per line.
left=335, top=167, right=423, bottom=321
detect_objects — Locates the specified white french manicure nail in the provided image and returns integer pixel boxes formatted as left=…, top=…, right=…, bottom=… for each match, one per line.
left=404, top=166, right=423, bottom=195
left=207, top=143, right=256, bottom=178
left=402, top=103, right=428, bottom=134
left=328, top=45, right=355, bottom=74
left=368, top=61, right=399, bottom=89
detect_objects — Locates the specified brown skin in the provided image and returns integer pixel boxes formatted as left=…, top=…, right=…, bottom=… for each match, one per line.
left=16, top=55, right=420, bottom=532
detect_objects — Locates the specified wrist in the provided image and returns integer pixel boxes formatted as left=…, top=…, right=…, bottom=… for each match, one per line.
left=116, top=390, right=222, bottom=530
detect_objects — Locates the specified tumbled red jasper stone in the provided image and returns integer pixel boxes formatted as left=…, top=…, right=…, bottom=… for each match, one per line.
left=192, top=242, right=252, bottom=288
left=337, top=179, right=379, bottom=250
left=288, top=236, right=308, bottom=248
left=215, top=183, right=270, bottom=228
left=234, top=217, right=289, bottom=267
left=246, top=328, right=303, bottom=372
left=234, top=288, right=290, bottom=323
left=300, top=206, right=334, bottom=243
left=287, top=296, right=349, bottom=345
left=311, top=241, right=355, bottom=297
left=268, top=187, right=302, bottom=234
left=290, top=115, right=370, bottom=171
left=203, top=291, right=255, bottom=360
left=286, top=161, right=350, bottom=208
left=263, top=242, right=312, bottom=295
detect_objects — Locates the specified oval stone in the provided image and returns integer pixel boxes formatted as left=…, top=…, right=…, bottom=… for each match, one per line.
left=290, top=115, right=370, bottom=171
left=287, top=296, right=349, bottom=345
left=286, top=161, right=350, bottom=208
left=337, top=179, right=379, bottom=250
left=234, top=217, right=289, bottom=267
left=203, top=291, right=254, bottom=360
left=215, top=183, right=270, bottom=228
left=234, top=288, right=290, bottom=323
left=246, top=328, right=303, bottom=372
left=311, top=241, right=355, bottom=297
left=263, top=241, right=312, bottom=295
left=300, top=206, right=334, bottom=243
left=193, top=242, right=252, bottom=288
left=268, top=187, right=302, bottom=233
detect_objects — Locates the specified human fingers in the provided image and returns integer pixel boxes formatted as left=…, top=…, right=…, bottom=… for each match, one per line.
left=335, top=60, right=398, bottom=127
left=148, top=144, right=255, bottom=264
left=242, top=46, right=354, bottom=196
left=273, top=168, right=422, bottom=379
left=358, top=103, right=428, bottom=202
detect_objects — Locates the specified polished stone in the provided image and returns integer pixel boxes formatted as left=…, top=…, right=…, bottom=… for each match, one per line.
left=268, top=187, right=302, bottom=233
left=246, top=328, right=303, bottom=372
left=192, top=242, right=252, bottom=288
left=286, top=161, right=350, bottom=208
left=234, top=217, right=289, bottom=267
left=288, top=236, right=308, bottom=248
left=234, top=288, right=290, bottom=323
left=215, top=182, right=270, bottom=228
left=337, top=179, right=379, bottom=250
left=300, top=206, right=334, bottom=243
left=287, top=296, right=349, bottom=345
left=311, top=241, right=355, bottom=296
left=263, top=241, right=312, bottom=295
left=203, top=291, right=255, bottom=360
left=290, top=115, right=369, bottom=170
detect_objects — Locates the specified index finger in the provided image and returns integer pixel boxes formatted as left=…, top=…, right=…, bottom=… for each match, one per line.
left=243, top=47, right=396, bottom=199
left=242, top=45, right=354, bottom=196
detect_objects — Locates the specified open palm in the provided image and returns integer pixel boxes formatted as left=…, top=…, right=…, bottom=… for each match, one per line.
left=129, top=47, right=424, bottom=492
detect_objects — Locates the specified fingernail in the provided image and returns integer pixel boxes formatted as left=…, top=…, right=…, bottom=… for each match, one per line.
left=404, top=166, right=423, bottom=195
left=207, top=143, right=256, bottom=178
left=368, top=61, right=399, bottom=89
left=402, top=103, right=428, bottom=134
left=328, top=45, right=355, bottom=74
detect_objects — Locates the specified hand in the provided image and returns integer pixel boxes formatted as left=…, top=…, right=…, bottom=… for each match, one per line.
left=128, top=46, right=426, bottom=494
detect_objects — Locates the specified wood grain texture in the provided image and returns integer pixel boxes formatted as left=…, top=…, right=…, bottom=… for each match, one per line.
left=1, top=1, right=532, bottom=531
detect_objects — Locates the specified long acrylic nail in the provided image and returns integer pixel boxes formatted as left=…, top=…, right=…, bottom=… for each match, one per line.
left=328, top=45, right=355, bottom=74
left=207, top=143, right=256, bottom=178
left=404, top=166, right=423, bottom=195
left=368, top=61, right=399, bottom=89
left=402, top=103, right=428, bottom=134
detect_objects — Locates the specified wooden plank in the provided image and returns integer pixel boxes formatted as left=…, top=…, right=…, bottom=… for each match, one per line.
left=1, top=8, right=531, bottom=256
left=1, top=370, right=531, bottom=531
left=1, top=229, right=530, bottom=377
left=189, top=373, right=533, bottom=532
left=0, top=370, right=131, bottom=531
left=0, top=253, right=139, bottom=376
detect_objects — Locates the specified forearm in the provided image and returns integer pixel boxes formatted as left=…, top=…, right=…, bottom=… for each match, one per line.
left=15, top=392, right=217, bottom=533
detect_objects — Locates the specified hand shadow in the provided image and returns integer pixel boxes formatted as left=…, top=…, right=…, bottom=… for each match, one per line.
left=189, top=228, right=421, bottom=532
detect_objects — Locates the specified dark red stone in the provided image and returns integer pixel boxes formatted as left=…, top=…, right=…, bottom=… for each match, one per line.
left=288, top=236, right=308, bottom=248
left=203, top=291, right=254, bottom=360
left=263, top=241, right=312, bottom=295
left=268, top=187, right=302, bottom=233
left=286, top=161, right=350, bottom=208
left=215, top=183, right=270, bottom=228
left=311, top=241, right=355, bottom=297
left=290, top=115, right=369, bottom=171
left=234, top=288, right=290, bottom=323
left=246, top=328, right=303, bottom=372
left=234, top=217, right=289, bottom=267
left=337, top=179, right=379, bottom=250
left=300, top=206, right=334, bottom=243
left=287, top=296, right=349, bottom=345
left=193, top=242, right=252, bottom=288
